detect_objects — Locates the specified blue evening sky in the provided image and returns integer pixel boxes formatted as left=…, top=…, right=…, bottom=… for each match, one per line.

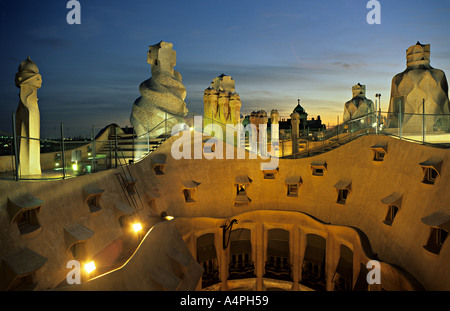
left=1, top=0, right=449, bottom=138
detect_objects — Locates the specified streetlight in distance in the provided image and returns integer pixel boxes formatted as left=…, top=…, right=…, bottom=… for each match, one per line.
left=375, top=93, right=381, bottom=134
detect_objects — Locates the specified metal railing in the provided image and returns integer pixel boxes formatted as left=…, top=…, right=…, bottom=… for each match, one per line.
left=0, top=112, right=176, bottom=181
left=283, top=110, right=449, bottom=159
left=1, top=109, right=448, bottom=181
left=188, top=109, right=449, bottom=160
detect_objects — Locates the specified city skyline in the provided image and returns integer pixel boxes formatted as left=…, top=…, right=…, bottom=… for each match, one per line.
left=1, top=0, right=450, bottom=138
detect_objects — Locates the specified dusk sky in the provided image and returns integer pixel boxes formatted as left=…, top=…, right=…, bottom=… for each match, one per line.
left=1, top=0, right=450, bottom=138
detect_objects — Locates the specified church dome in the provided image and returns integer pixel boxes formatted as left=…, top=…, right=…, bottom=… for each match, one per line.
left=293, top=99, right=306, bottom=115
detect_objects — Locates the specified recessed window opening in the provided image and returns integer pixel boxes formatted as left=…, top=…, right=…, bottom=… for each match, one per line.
left=264, top=172, right=276, bottom=179
left=153, top=164, right=165, bottom=175
left=16, top=209, right=40, bottom=235
left=8, top=274, right=35, bottom=291
left=424, top=227, right=448, bottom=255
left=384, top=205, right=399, bottom=226
left=237, top=184, right=246, bottom=195
left=262, top=168, right=278, bottom=180
left=313, top=168, right=324, bottom=176
left=373, top=150, right=385, bottom=161
left=234, top=183, right=251, bottom=206
left=371, top=144, right=388, bottom=162
left=69, top=241, right=87, bottom=260
left=311, top=162, right=326, bottom=176
left=421, top=211, right=450, bottom=255
left=423, top=167, right=438, bottom=185
left=126, top=183, right=136, bottom=195
left=234, top=176, right=251, bottom=206
left=337, top=189, right=349, bottom=204
left=87, top=196, right=101, bottom=213
left=287, top=184, right=298, bottom=197
left=334, top=180, right=351, bottom=205
left=118, top=215, right=129, bottom=229
left=183, top=189, right=195, bottom=203
left=419, top=158, right=442, bottom=185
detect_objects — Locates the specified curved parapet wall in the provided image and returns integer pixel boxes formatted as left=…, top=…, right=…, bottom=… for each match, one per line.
left=0, top=132, right=449, bottom=291
left=62, top=220, right=203, bottom=291
left=148, top=132, right=449, bottom=290
left=130, top=41, right=188, bottom=139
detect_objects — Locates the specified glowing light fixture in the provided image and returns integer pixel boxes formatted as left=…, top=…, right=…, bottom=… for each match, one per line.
left=160, top=211, right=174, bottom=221
left=84, top=261, right=96, bottom=273
left=132, top=222, right=143, bottom=232
left=72, top=161, right=78, bottom=171
left=189, top=127, right=194, bottom=132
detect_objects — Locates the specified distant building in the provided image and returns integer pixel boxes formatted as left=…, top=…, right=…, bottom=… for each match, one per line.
left=274, top=99, right=326, bottom=133
left=244, top=99, right=325, bottom=133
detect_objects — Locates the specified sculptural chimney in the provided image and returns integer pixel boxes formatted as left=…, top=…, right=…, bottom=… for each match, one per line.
left=15, top=56, right=42, bottom=176
left=386, top=42, right=449, bottom=132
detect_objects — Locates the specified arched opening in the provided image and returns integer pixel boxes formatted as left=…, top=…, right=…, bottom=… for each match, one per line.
left=228, top=228, right=255, bottom=280
left=333, top=245, right=353, bottom=291
left=196, top=233, right=220, bottom=288
left=300, top=234, right=326, bottom=290
left=264, top=229, right=291, bottom=281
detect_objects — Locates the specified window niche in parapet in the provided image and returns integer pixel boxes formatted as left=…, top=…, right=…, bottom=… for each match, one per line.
left=285, top=176, right=302, bottom=197
left=182, top=180, right=201, bottom=204
left=83, top=185, right=104, bottom=214
left=261, top=163, right=279, bottom=180
left=1, top=248, right=47, bottom=291
left=7, top=194, right=44, bottom=238
left=381, top=192, right=402, bottom=226
left=371, top=143, right=387, bottom=162
left=144, top=188, right=160, bottom=217
left=421, top=211, right=450, bottom=255
left=114, top=202, right=136, bottom=231
left=311, top=161, right=327, bottom=176
left=119, top=175, right=138, bottom=196
left=152, top=154, right=166, bottom=176
left=334, top=180, right=351, bottom=205
left=64, top=223, right=94, bottom=261
left=419, top=157, right=442, bottom=185
left=234, top=175, right=252, bottom=206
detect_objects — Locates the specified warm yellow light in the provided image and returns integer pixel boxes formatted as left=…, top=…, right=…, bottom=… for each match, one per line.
left=165, top=215, right=174, bottom=221
left=132, top=223, right=142, bottom=232
left=189, top=127, right=194, bottom=132
left=55, top=162, right=60, bottom=167
left=85, top=261, right=96, bottom=273
left=72, top=162, right=78, bottom=171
